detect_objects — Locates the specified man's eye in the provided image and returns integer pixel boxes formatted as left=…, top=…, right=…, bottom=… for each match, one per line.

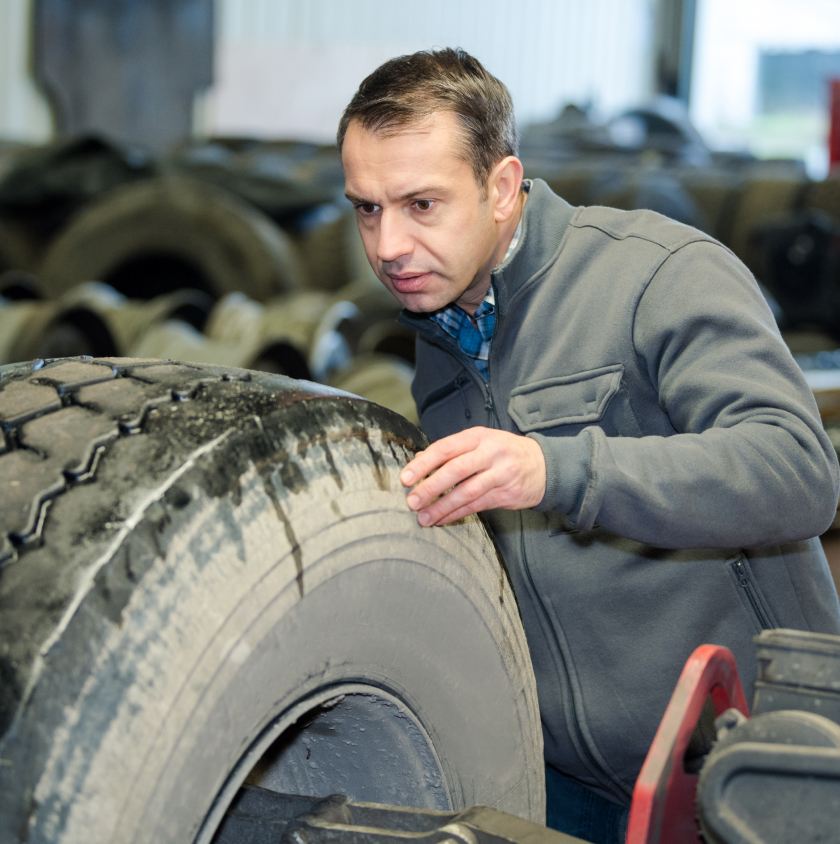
left=414, top=199, right=435, bottom=212
left=356, top=203, right=379, bottom=215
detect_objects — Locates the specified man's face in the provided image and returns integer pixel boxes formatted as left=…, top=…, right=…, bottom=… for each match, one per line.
left=341, top=111, right=501, bottom=313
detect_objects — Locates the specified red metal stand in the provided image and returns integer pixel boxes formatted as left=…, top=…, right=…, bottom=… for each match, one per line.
left=625, top=645, right=749, bottom=844
left=830, top=79, right=840, bottom=172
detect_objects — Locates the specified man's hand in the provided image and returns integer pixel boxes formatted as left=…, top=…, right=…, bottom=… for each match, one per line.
left=400, top=427, right=547, bottom=526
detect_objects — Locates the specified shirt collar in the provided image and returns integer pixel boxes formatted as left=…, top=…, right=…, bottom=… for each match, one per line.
left=486, top=182, right=529, bottom=305
left=504, top=215, right=524, bottom=264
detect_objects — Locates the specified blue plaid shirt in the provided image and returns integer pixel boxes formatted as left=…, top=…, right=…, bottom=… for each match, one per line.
left=430, top=192, right=527, bottom=379
left=431, top=288, right=498, bottom=379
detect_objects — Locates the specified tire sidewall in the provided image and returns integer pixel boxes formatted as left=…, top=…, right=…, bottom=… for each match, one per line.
left=16, top=412, right=543, bottom=843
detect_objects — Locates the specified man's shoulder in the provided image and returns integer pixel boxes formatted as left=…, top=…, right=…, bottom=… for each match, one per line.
left=568, top=204, right=717, bottom=254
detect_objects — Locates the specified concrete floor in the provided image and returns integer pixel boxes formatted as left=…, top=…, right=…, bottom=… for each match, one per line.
left=820, top=531, right=840, bottom=597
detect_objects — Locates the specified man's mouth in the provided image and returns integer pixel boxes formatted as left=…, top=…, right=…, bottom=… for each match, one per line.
left=387, top=272, right=432, bottom=294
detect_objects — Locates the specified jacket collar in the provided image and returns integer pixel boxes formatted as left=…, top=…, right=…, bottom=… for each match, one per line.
left=398, top=179, right=575, bottom=338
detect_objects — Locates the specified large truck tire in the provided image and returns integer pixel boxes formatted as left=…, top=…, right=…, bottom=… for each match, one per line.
left=0, top=357, right=544, bottom=843
left=37, top=176, right=306, bottom=302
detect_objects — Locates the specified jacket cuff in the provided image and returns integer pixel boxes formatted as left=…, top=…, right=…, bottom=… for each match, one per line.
left=528, top=430, right=593, bottom=522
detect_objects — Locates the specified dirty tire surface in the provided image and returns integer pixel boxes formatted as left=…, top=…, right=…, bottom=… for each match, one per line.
left=0, top=357, right=544, bottom=844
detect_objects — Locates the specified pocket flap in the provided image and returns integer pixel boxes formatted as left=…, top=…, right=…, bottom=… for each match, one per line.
left=508, top=365, right=624, bottom=431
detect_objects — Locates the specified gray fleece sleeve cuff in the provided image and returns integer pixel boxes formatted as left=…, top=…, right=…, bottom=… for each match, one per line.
left=527, top=430, right=593, bottom=521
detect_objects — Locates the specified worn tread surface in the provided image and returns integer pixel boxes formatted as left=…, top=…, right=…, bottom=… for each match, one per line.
left=0, top=357, right=404, bottom=735
left=0, top=359, right=216, bottom=567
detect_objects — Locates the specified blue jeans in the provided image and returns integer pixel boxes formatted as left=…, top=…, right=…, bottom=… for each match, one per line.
left=545, top=765, right=629, bottom=844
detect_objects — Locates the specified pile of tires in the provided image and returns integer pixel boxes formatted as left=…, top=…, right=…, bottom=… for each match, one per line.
left=0, top=135, right=340, bottom=294
left=545, top=162, right=840, bottom=347
left=0, top=136, right=418, bottom=422
left=0, top=278, right=416, bottom=424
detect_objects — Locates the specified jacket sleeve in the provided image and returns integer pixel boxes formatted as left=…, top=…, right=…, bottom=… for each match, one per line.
left=532, top=239, right=840, bottom=549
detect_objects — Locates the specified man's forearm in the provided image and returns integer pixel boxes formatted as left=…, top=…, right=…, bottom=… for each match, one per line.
left=533, top=420, right=839, bottom=549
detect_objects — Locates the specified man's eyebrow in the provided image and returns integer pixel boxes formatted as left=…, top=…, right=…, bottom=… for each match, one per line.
left=344, top=186, right=448, bottom=205
left=399, top=186, right=447, bottom=201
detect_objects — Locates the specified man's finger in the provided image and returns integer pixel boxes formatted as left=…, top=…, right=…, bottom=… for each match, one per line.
left=401, top=430, right=481, bottom=486
left=414, top=470, right=496, bottom=526
left=405, top=451, right=482, bottom=511
left=435, top=490, right=499, bottom=525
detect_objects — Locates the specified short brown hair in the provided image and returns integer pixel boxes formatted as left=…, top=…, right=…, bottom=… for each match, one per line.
left=337, top=48, right=518, bottom=188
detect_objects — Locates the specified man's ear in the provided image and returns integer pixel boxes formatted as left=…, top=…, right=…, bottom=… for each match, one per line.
left=488, top=156, right=524, bottom=223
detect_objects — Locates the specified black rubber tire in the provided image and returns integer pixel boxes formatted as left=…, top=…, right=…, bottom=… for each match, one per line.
left=37, top=176, right=306, bottom=302
left=724, top=177, right=808, bottom=274
left=544, top=170, right=595, bottom=209
left=801, top=174, right=840, bottom=224
left=0, top=299, right=61, bottom=365
left=586, top=171, right=707, bottom=230
left=0, top=357, right=544, bottom=843
left=297, top=213, right=353, bottom=292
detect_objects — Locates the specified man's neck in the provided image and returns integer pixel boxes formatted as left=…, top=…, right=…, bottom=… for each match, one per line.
left=456, top=188, right=528, bottom=317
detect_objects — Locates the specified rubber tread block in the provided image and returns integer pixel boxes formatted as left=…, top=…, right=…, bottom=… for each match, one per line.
left=33, top=361, right=116, bottom=391
left=19, top=407, right=119, bottom=475
left=0, top=381, right=61, bottom=428
left=76, top=378, right=178, bottom=428
left=124, top=363, right=218, bottom=386
left=124, top=363, right=202, bottom=379
left=0, top=450, right=66, bottom=537
left=91, top=358, right=165, bottom=366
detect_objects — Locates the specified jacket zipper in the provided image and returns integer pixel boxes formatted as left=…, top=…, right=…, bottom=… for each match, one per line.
left=485, top=287, right=623, bottom=799
left=403, top=291, right=626, bottom=799
left=518, top=527, right=631, bottom=802
left=454, top=375, right=472, bottom=420
left=732, top=558, right=772, bottom=629
left=483, top=379, right=500, bottom=427
left=482, top=285, right=501, bottom=429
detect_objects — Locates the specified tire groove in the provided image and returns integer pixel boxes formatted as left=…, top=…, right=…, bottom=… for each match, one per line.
left=0, top=360, right=197, bottom=562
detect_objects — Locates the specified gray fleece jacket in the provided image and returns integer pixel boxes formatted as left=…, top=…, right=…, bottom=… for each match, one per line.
left=398, top=179, right=840, bottom=807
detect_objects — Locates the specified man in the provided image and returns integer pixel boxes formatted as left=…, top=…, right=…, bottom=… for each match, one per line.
left=338, top=48, right=840, bottom=844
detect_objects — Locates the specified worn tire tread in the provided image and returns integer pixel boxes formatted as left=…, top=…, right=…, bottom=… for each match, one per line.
left=1, top=356, right=410, bottom=744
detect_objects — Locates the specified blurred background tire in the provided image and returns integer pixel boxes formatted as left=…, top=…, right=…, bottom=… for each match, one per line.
left=38, top=176, right=306, bottom=302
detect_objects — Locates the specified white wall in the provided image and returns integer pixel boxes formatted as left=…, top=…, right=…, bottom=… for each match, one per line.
left=207, top=0, right=655, bottom=142
left=0, top=0, right=655, bottom=145
left=0, top=0, right=53, bottom=143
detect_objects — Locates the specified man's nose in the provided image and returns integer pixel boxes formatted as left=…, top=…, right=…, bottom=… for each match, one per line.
left=377, top=209, right=413, bottom=264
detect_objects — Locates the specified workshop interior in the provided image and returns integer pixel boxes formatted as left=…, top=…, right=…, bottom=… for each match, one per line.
left=2, top=1, right=840, bottom=843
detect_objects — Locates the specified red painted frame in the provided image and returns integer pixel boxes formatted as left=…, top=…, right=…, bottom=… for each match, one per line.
left=625, top=645, right=749, bottom=844
left=830, top=79, right=840, bottom=171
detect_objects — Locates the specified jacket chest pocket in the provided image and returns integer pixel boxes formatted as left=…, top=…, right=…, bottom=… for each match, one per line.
left=507, top=364, right=640, bottom=438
